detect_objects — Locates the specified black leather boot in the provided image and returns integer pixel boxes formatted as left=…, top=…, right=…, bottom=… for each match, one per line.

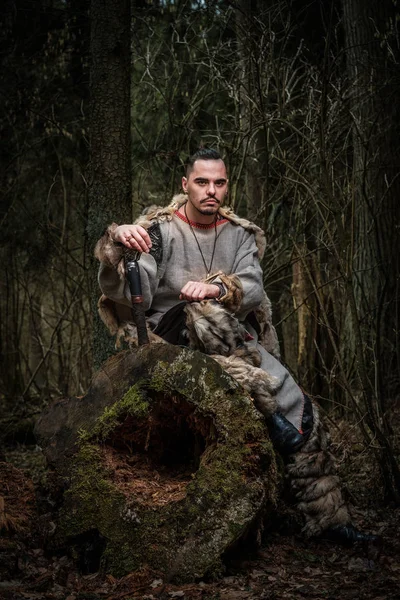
left=268, top=412, right=305, bottom=455
left=324, top=524, right=380, bottom=546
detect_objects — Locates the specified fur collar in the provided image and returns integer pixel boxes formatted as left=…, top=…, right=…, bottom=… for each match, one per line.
left=135, top=194, right=266, bottom=259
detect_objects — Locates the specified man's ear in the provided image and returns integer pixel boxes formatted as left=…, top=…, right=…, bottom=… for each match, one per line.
left=182, top=176, right=188, bottom=192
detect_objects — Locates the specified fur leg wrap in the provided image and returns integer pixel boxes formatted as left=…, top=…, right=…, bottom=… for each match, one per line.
left=184, top=300, right=278, bottom=417
left=184, top=300, right=250, bottom=357
left=286, top=403, right=350, bottom=536
left=211, top=354, right=278, bottom=417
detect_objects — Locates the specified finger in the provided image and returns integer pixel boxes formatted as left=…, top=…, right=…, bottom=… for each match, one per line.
left=180, top=286, right=197, bottom=301
left=121, top=229, right=136, bottom=246
left=122, top=231, right=149, bottom=253
left=180, top=282, right=194, bottom=296
left=124, top=229, right=151, bottom=252
left=121, top=230, right=140, bottom=249
left=182, top=282, right=207, bottom=301
left=136, top=225, right=152, bottom=248
left=121, top=226, right=152, bottom=253
left=189, top=284, right=201, bottom=299
left=122, top=235, right=133, bottom=247
left=129, top=233, right=150, bottom=252
left=194, top=287, right=206, bottom=301
left=125, top=237, right=143, bottom=251
left=180, top=290, right=194, bottom=301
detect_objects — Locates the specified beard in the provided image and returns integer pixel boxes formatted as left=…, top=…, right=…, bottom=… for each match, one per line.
left=199, top=206, right=218, bottom=215
left=185, top=196, right=222, bottom=222
left=198, top=198, right=220, bottom=214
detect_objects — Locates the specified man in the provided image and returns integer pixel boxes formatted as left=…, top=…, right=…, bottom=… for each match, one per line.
left=95, top=148, right=376, bottom=545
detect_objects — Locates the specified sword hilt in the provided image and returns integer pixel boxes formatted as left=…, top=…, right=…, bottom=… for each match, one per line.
left=123, top=249, right=149, bottom=345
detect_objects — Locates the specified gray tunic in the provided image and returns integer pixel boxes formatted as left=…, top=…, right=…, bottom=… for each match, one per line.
left=98, top=212, right=305, bottom=430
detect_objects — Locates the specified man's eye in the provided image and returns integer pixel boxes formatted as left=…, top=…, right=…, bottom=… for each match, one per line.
left=197, top=181, right=207, bottom=185
left=216, top=182, right=225, bottom=187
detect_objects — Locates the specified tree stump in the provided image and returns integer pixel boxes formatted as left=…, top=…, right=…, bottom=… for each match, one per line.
left=35, top=344, right=278, bottom=582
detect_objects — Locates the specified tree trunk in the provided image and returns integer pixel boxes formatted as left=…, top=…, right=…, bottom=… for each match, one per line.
left=291, top=245, right=318, bottom=391
left=88, top=0, right=132, bottom=368
left=35, top=345, right=278, bottom=582
left=28, top=283, right=49, bottom=396
left=340, top=0, right=400, bottom=501
left=342, top=0, right=400, bottom=400
left=235, top=0, right=269, bottom=223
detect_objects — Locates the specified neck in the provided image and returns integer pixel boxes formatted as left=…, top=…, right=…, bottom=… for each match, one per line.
left=181, top=200, right=217, bottom=225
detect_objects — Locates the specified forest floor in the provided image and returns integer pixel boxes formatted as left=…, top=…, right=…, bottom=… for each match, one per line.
left=1, top=411, right=400, bottom=600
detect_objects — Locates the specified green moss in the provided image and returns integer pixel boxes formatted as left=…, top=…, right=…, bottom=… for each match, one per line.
left=59, top=443, right=123, bottom=533
left=78, top=384, right=149, bottom=443
left=188, top=445, right=245, bottom=505
left=57, top=436, right=178, bottom=576
left=228, top=520, right=245, bottom=539
left=102, top=542, right=141, bottom=577
left=150, top=358, right=195, bottom=393
left=58, top=443, right=171, bottom=576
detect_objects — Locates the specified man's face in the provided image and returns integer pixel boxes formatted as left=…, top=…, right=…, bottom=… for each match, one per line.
left=182, top=159, right=228, bottom=217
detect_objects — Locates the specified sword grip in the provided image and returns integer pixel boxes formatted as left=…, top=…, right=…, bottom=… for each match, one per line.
left=125, top=259, right=143, bottom=302
left=124, top=251, right=149, bottom=345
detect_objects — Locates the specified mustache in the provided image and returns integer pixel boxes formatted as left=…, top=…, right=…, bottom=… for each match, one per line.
left=201, top=197, right=220, bottom=203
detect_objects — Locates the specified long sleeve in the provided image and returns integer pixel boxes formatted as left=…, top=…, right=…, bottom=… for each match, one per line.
left=231, top=229, right=265, bottom=317
left=95, top=221, right=162, bottom=312
left=98, top=253, right=159, bottom=312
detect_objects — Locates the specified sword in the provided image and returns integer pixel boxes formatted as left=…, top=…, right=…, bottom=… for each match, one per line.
left=124, top=249, right=149, bottom=346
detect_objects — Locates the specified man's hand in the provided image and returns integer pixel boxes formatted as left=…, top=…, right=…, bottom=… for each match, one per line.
left=180, top=281, right=220, bottom=302
left=113, top=224, right=152, bottom=253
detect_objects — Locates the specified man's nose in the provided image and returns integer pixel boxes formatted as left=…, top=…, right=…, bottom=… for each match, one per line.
left=207, top=183, right=216, bottom=196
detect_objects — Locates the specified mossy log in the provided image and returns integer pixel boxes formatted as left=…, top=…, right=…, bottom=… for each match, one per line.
left=35, top=344, right=279, bottom=582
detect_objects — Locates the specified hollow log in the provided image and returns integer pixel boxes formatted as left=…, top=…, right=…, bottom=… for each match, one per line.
left=35, top=344, right=278, bottom=582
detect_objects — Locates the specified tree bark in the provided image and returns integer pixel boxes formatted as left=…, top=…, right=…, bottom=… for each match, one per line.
left=341, top=0, right=400, bottom=399
left=235, top=0, right=269, bottom=224
left=88, top=0, right=132, bottom=368
left=340, top=0, right=400, bottom=501
left=35, top=344, right=278, bottom=582
left=291, top=245, right=318, bottom=391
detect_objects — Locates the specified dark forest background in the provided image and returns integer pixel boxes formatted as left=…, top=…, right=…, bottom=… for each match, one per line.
left=1, top=0, right=400, bottom=500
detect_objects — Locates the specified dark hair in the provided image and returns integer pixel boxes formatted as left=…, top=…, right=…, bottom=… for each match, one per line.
left=186, top=148, right=222, bottom=176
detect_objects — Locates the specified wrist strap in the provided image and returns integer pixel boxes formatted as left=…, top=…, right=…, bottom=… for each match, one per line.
left=214, top=282, right=226, bottom=299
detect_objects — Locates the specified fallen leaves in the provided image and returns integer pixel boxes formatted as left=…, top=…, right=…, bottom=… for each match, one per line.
left=101, top=446, right=191, bottom=506
left=0, top=463, right=37, bottom=538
